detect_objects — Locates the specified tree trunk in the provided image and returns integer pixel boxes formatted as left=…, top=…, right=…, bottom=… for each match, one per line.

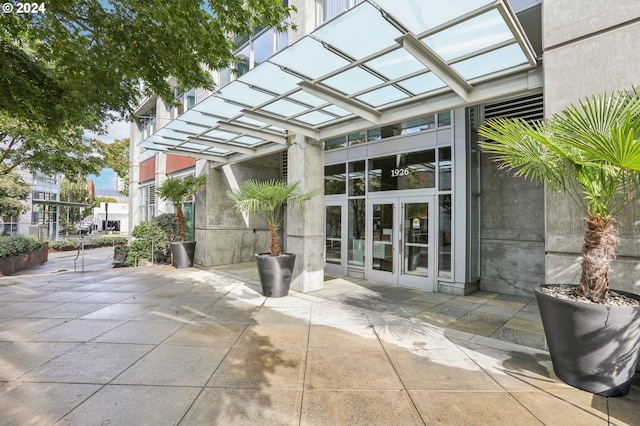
left=177, top=204, right=186, bottom=242
left=577, top=213, right=619, bottom=303
left=269, top=224, right=280, bottom=256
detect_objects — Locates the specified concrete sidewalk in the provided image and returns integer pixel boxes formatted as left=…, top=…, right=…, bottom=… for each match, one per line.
left=0, top=249, right=638, bottom=425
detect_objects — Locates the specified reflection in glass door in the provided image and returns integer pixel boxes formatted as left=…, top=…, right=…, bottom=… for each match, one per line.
left=371, top=203, right=394, bottom=273
left=325, top=203, right=345, bottom=275
left=403, top=202, right=429, bottom=277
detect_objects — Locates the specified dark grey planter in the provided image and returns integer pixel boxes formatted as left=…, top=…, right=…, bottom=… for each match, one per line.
left=255, top=253, right=296, bottom=297
left=170, top=241, right=196, bottom=268
left=535, top=284, right=640, bottom=396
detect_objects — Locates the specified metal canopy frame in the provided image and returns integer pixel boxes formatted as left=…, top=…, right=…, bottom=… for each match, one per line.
left=140, top=0, right=538, bottom=167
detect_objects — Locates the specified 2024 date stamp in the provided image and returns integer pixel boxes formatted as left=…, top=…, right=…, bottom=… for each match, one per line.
left=2, top=2, right=46, bottom=14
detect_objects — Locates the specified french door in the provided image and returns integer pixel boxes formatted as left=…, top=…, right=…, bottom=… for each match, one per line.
left=367, top=196, right=435, bottom=290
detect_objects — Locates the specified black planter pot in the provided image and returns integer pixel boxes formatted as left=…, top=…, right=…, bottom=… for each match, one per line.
left=255, top=253, right=296, bottom=297
left=535, top=284, right=640, bottom=397
left=170, top=241, right=196, bottom=268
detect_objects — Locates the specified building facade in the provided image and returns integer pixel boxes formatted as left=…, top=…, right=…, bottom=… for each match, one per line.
left=129, top=0, right=640, bottom=297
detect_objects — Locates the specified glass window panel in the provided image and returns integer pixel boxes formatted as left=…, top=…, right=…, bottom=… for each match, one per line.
left=348, top=198, right=366, bottom=267
left=348, top=161, right=365, bottom=196
left=365, top=49, right=425, bottom=80
left=261, top=99, right=309, bottom=117
left=439, top=147, right=452, bottom=191
left=321, top=104, right=351, bottom=117
left=452, top=44, right=528, bottom=80
left=204, top=129, right=240, bottom=140
left=367, top=128, right=382, bottom=142
left=239, top=62, right=302, bottom=93
left=325, top=163, right=346, bottom=195
left=438, top=111, right=452, bottom=127
left=356, top=86, right=409, bottom=107
left=313, top=2, right=401, bottom=59
left=276, top=30, right=288, bottom=52
left=236, top=43, right=251, bottom=76
left=348, top=131, right=366, bottom=146
left=323, top=67, right=385, bottom=95
left=438, top=194, right=452, bottom=278
left=287, top=90, right=326, bottom=107
left=326, top=205, right=342, bottom=265
left=296, top=110, right=335, bottom=125
left=254, top=29, right=275, bottom=65
left=373, top=0, right=493, bottom=35
left=422, top=10, right=513, bottom=61
left=270, top=37, right=350, bottom=79
left=398, top=72, right=446, bottom=95
left=368, top=150, right=435, bottom=192
left=471, top=194, right=480, bottom=279
left=325, top=136, right=346, bottom=151
left=217, top=81, right=274, bottom=106
left=371, top=202, right=394, bottom=272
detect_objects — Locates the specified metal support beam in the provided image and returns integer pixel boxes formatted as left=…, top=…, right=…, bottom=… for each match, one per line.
left=187, top=136, right=257, bottom=156
left=398, top=33, right=473, bottom=101
left=299, top=81, right=381, bottom=125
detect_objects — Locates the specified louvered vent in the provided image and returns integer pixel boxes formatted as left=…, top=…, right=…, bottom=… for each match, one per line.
left=484, top=92, right=543, bottom=122
left=281, top=152, right=288, bottom=180
left=148, top=185, right=156, bottom=205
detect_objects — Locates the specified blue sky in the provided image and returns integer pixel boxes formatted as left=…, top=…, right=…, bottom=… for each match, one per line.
left=85, top=120, right=130, bottom=190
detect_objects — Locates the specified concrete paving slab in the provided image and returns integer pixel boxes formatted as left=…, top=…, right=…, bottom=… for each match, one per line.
left=0, top=342, right=78, bottom=381
left=163, top=322, right=246, bottom=347
left=237, top=325, right=309, bottom=349
left=58, top=385, right=201, bottom=426
left=24, top=302, right=109, bottom=319
left=93, top=319, right=186, bottom=345
left=181, top=387, right=302, bottom=426
left=0, top=318, right=67, bottom=341
left=27, top=318, right=123, bottom=342
left=308, top=325, right=380, bottom=350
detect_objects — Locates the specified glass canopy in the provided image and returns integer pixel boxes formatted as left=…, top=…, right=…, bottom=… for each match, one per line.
left=141, top=0, right=537, bottom=166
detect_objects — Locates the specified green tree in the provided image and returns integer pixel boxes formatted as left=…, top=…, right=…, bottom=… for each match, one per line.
left=478, top=89, right=640, bottom=303
left=1, top=0, right=295, bottom=132
left=157, top=175, right=207, bottom=242
left=0, top=172, right=30, bottom=219
left=59, top=177, right=92, bottom=232
left=94, top=137, right=130, bottom=195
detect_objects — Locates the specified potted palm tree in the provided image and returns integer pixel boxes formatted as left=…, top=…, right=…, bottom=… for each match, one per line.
left=227, top=179, right=318, bottom=297
left=157, top=174, right=207, bottom=268
left=478, top=89, right=640, bottom=397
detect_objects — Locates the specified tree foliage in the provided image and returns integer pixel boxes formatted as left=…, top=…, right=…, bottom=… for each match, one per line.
left=0, top=0, right=296, bottom=132
left=0, top=172, right=30, bottom=218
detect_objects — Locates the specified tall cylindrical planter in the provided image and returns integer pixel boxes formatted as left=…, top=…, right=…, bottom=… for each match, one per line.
left=255, top=253, right=296, bottom=298
left=535, top=285, right=640, bottom=397
left=170, top=241, right=196, bottom=268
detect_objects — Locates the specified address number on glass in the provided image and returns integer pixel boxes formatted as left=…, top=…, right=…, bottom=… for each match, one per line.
left=390, top=168, right=410, bottom=177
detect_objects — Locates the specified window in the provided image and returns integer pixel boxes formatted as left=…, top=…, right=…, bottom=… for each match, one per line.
left=317, top=0, right=363, bottom=23
left=325, top=164, right=346, bottom=195
left=368, top=150, right=436, bottom=192
left=140, top=185, right=155, bottom=222
left=348, top=161, right=365, bottom=196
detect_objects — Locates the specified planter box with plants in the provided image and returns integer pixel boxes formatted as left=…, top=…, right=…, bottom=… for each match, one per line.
left=0, top=235, right=48, bottom=275
left=157, top=174, right=206, bottom=268
left=228, top=179, right=318, bottom=298
left=479, top=89, right=640, bottom=397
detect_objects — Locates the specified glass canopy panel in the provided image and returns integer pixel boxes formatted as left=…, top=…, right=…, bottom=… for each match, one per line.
left=155, top=127, right=189, bottom=141
left=267, top=125, right=285, bottom=132
left=233, top=136, right=264, bottom=145
left=238, top=61, right=302, bottom=94
left=234, top=116, right=276, bottom=127
left=217, top=81, right=274, bottom=107
left=452, top=44, right=528, bottom=79
left=295, top=110, right=336, bottom=126
left=373, top=0, right=494, bottom=35
left=322, top=104, right=351, bottom=117
left=312, top=2, right=402, bottom=60
left=422, top=10, right=513, bottom=61
left=365, top=49, right=426, bottom=80
left=204, top=129, right=240, bottom=140
left=192, top=95, right=244, bottom=118
left=204, top=147, right=230, bottom=155
left=260, top=99, right=309, bottom=117
left=180, top=142, right=206, bottom=150
left=287, top=90, right=326, bottom=107
left=141, top=141, right=167, bottom=151
left=166, top=120, right=208, bottom=134
left=269, top=37, right=350, bottom=79
left=322, top=67, right=385, bottom=95
left=356, top=86, right=409, bottom=108
left=398, top=72, right=446, bottom=95
left=179, top=109, right=222, bottom=128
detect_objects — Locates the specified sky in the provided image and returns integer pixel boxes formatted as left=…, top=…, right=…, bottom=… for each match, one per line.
left=85, top=119, right=130, bottom=190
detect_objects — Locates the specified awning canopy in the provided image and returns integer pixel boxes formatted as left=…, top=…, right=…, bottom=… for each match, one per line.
left=141, top=0, right=539, bottom=167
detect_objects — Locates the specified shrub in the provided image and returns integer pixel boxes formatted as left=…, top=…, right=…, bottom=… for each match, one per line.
left=127, top=221, right=170, bottom=266
left=48, top=239, right=78, bottom=251
left=153, top=213, right=179, bottom=242
left=0, top=235, right=44, bottom=259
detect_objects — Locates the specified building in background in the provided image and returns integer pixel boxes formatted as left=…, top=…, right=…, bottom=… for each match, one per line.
left=129, top=0, right=640, bottom=297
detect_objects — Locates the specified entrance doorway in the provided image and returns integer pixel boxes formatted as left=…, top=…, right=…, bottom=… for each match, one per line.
left=367, top=196, right=435, bottom=290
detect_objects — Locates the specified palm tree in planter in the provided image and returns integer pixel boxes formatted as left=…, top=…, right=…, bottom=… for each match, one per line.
left=478, top=89, right=640, bottom=397
left=227, top=179, right=318, bottom=297
left=157, top=174, right=207, bottom=268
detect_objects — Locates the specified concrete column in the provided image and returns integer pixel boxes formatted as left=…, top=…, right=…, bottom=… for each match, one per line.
left=286, top=133, right=324, bottom=293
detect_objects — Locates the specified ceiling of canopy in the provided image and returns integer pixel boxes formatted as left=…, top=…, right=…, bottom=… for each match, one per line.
left=141, top=0, right=539, bottom=166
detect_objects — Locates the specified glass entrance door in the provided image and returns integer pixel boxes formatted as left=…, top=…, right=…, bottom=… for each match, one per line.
left=325, top=202, right=346, bottom=275
left=367, top=196, right=434, bottom=290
